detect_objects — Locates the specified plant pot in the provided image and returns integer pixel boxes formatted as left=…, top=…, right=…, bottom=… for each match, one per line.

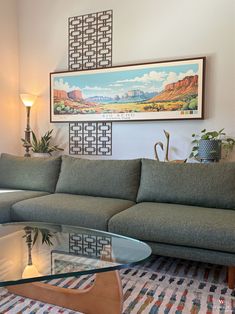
left=32, top=153, right=51, bottom=158
left=198, top=139, right=221, bottom=162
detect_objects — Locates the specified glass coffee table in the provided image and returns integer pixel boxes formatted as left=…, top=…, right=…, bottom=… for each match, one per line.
left=0, top=222, right=151, bottom=314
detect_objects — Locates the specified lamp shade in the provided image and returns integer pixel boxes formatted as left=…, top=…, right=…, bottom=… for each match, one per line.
left=20, top=94, right=37, bottom=107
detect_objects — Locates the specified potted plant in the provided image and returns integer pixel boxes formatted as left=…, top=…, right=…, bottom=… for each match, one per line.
left=21, top=129, right=64, bottom=157
left=190, top=128, right=235, bottom=162
left=22, top=226, right=56, bottom=278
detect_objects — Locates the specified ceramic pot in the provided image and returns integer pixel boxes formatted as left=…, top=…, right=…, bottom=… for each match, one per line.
left=198, top=139, right=221, bottom=162
left=32, top=153, right=51, bottom=158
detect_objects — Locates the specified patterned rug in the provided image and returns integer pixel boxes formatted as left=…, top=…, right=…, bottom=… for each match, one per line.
left=0, top=255, right=235, bottom=313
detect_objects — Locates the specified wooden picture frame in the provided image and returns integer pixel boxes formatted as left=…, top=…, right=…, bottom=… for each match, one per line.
left=50, top=57, right=205, bottom=122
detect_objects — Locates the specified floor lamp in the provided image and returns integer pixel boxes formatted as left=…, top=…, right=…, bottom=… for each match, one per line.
left=20, top=94, right=37, bottom=157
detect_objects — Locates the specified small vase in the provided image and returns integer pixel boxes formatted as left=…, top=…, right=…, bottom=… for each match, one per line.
left=198, top=139, right=221, bottom=162
left=32, top=153, right=51, bottom=158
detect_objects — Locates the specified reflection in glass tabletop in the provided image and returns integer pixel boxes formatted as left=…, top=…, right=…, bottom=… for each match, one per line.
left=0, top=222, right=151, bottom=287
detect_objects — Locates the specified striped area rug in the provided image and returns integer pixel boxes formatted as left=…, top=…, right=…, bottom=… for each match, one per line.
left=0, top=255, right=235, bottom=313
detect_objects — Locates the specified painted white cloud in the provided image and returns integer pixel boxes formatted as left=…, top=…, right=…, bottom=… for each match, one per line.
left=117, top=71, right=167, bottom=83
left=147, top=86, right=162, bottom=93
left=109, top=83, right=123, bottom=87
left=132, top=85, right=147, bottom=89
left=83, top=85, right=111, bottom=91
left=178, top=69, right=197, bottom=80
left=129, top=85, right=159, bottom=93
left=162, top=69, right=198, bottom=89
left=162, top=72, right=179, bottom=89
left=54, top=78, right=79, bottom=92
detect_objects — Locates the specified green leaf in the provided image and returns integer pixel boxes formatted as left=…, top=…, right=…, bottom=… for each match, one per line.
left=210, top=131, right=219, bottom=138
left=30, top=129, right=63, bottom=154
left=33, top=228, right=39, bottom=246
left=31, top=131, right=38, bottom=147
left=226, top=138, right=235, bottom=143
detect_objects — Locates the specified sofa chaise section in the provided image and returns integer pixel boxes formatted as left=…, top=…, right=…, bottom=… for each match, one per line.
left=109, top=159, right=235, bottom=267
left=109, top=202, right=235, bottom=265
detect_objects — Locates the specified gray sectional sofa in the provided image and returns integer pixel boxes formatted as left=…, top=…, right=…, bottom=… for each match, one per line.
left=0, top=153, right=235, bottom=287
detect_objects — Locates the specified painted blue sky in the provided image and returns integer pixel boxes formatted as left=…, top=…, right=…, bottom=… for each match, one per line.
left=53, top=63, right=199, bottom=98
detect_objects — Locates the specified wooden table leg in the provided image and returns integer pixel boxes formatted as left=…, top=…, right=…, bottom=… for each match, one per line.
left=228, top=266, right=235, bottom=289
left=8, top=270, right=123, bottom=314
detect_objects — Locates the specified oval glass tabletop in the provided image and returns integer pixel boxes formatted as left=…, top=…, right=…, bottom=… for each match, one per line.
left=0, top=222, right=151, bottom=287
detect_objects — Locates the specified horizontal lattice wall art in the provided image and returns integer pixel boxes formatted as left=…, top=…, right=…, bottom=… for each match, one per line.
left=69, top=122, right=112, bottom=156
left=69, top=233, right=112, bottom=259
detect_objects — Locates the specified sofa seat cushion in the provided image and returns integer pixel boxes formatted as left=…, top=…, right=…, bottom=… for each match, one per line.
left=108, top=202, right=235, bottom=254
left=11, top=193, right=135, bottom=231
left=0, top=190, right=49, bottom=223
left=0, top=154, right=61, bottom=193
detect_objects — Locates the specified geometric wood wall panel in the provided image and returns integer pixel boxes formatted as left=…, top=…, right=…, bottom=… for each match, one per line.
left=68, top=10, right=112, bottom=70
left=68, top=10, right=113, bottom=155
left=69, top=122, right=112, bottom=156
left=69, top=233, right=112, bottom=259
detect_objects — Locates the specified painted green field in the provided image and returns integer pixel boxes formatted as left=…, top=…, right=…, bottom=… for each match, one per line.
left=54, top=97, right=198, bottom=114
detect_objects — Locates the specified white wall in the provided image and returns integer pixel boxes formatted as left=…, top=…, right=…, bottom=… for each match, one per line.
left=18, top=0, right=235, bottom=160
left=0, top=0, right=20, bottom=155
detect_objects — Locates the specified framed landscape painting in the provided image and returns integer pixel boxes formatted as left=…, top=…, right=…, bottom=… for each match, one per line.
left=50, top=57, right=205, bottom=122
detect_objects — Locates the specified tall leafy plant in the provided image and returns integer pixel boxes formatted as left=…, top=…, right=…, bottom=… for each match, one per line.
left=23, top=226, right=54, bottom=246
left=190, top=128, right=235, bottom=159
left=22, top=129, right=63, bottom=155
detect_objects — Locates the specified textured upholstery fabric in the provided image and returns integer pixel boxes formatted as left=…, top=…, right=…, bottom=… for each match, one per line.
left=108, top=202, right=235, bottom=253
left=137, top=159, right=235, bottom=209
left=0, top=190, right=49, bottom=223
left=56, top=156, right=141, bottom=201
left=0, top=154, right=61, bottom=193
left=147, top=241, right=235, bottom=266
left=11, top=193, right=134, bottom=230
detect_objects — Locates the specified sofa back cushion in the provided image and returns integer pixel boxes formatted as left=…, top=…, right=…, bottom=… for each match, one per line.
left=0, top=153, right=61, bottom=193
left=137, top=159, right=235, bottom=209
left=56, top=156, right=141, bottom=201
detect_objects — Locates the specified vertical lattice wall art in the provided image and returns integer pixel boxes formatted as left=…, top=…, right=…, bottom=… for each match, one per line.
left=68, top=10, right=112, bottom=70
left=68, top=10, right=113, bottom=155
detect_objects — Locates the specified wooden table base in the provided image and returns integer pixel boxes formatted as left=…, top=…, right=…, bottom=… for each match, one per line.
left=8, top=270, right=123, bottom=314
left=228, top=266, right=235, bottom=289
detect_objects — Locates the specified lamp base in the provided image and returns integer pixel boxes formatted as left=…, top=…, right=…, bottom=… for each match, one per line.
left=23, top=106, right=32, bottom=158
